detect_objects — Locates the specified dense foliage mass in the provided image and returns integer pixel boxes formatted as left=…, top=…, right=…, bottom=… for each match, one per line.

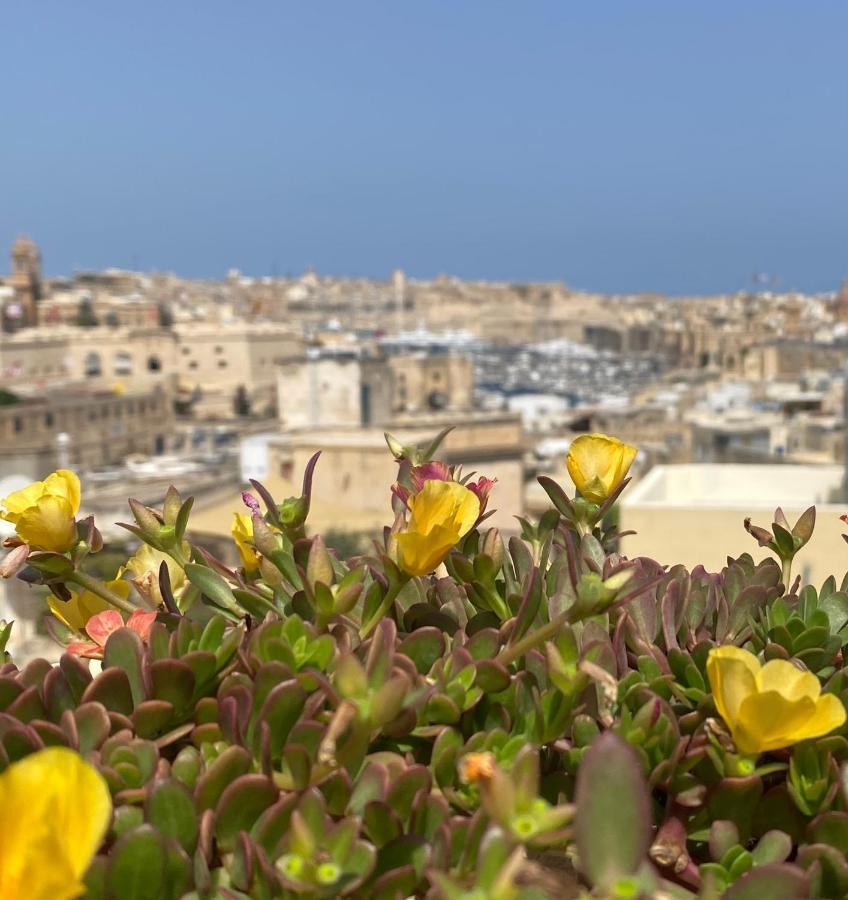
left=1, top=430, right=848, bottom=899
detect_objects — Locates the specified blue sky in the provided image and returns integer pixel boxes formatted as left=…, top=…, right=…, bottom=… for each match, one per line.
left=1, top=1, right=845, bottom=293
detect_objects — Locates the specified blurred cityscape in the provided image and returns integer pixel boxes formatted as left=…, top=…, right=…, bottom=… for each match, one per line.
left=3, top=234, right=848, bottom=657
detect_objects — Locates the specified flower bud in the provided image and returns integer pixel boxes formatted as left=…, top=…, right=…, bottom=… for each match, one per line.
left=162, top=486, right=182, bottom=526
left=306, top=535, right=334, bottom=589
left=251, top=513, right=282, bottom=557
left=481, top=528, right=504, bottom=569
left=384, top=432, right=406, bottom=461
left=128, top=498, right=163, bottom=538
left=0, top=544, right=29, bottom=579
left=277, top=496, right=308, bottom=530
left=241, top=491, right=261, bottom=513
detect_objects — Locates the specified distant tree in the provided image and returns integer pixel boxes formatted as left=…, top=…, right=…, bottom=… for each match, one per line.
left=233, top=385, right=252, bottom=417
left=0, top=389, right=20, bottom=406
left=76, top=298, right=99, bottom=328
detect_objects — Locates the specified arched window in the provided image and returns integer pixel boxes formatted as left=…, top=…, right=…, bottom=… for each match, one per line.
left=84, top=352, right=102, bottom=377
left=114, top=352, right=132, bottom=376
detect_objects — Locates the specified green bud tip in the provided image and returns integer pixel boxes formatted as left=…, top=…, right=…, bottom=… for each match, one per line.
left=279, top=853, right=305, bottom=879
left=511, top=813, right=538, bottom=839
left=316, top=862, right=341, bottom=885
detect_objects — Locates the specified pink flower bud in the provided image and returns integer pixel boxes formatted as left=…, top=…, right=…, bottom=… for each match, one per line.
left=241, top=491, right=261, bottom=513
left=410, top=461, right=452, bottom=493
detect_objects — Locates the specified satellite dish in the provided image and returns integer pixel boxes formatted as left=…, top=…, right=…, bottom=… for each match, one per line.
left=0, top=475, right=30, bottom=537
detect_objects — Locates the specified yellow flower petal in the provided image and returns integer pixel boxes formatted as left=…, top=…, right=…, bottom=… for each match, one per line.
left=706, top=645, right=759, bottom=726
left=397, top=525, right=461, bottom=577
left=397, top=482, right=480, bottom=577
left=734, top=691, right=818, bottom=754
left=0, top=747, right=111, bottom=900
left=409, top=480, right=479, bottom=535
left=231, top=512, right=260, bottom=573
left=44, top=470, right=82, bottom=515
left=707, top=645, right=847, bottom=755
left=123, top=543, right=188, bottom=597
left=566, top=433, right=637, bottom=504
left=788, top=693, right=848, bottom=744
left=1, top=479, right=48, bottom=522
left=756, top=659, right=820, bottom=702
left=48, top=580, right=130, bottom=634
left=15, top=494, right=77, bottom=552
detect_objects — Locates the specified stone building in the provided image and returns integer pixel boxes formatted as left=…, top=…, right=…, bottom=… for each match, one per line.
left=0, top=326, right=177, bottom=389
left=0, top=384, right=173, bottom=478
left=174, top=322, right=303, bottom=419
left=277, top=348, right=473, bottom=430
left=0, top=320, right=302, bottom=420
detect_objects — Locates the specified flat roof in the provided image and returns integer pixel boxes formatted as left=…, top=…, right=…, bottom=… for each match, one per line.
left=623, top=463, right=844, bottom=509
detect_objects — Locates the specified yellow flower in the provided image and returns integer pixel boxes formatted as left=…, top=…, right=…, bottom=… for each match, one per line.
left=707, top=646, right=847, bottom=754
left=232, top=512, right=261, bottom=573
left=121, top=543, right=188, bottom=605
left=566, top=433, right=637, bottom=504
left=1, top=469, right=81, bottom=553
left=396, top=480, right=480, bottom=577
left=47, top=579, right=132, bottom=634
left=0, top=746, right=111, bottom=900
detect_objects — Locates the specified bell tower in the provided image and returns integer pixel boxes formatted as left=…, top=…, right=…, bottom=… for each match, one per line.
left=9, top=235, right=43, bottom=327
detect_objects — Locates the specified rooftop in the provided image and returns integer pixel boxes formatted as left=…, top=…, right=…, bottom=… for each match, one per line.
left=623, top=463, right=843, bottom=509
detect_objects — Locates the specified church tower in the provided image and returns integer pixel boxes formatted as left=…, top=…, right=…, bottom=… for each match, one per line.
left=9, top=235, right=43, bottom=327
left=836, top=279, right=848, bottom=325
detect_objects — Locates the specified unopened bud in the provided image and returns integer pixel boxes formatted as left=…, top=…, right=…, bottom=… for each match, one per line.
left=0, top=544, right=30, bottom=579
left=128, top=498, right=163, bottom=537
left=384, top=432, right=405, bottom=461
left=277, top=496, right=308, bottom=529
left=162, top=486, right=182, bottom=526
left=481, top=528, right=504, bottom=569
left=241, top=491, right=261, bottom=513
left=251, top=513, right=281, bottom=556
left=306, top=535, right=334, bottom=589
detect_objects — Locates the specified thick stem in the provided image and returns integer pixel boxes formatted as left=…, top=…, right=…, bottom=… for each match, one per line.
left=165, top=544, right=190, bottom=570
left=497, top=610, right=570, bottom=667
left=69, top=571, right=138, bottom=615
left=781, top=556, right=793, bottom=590
left=359, top=576, right=409, bottom=639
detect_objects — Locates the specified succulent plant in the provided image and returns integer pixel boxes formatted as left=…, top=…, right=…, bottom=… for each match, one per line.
left=3, top=432, right=848, bottom=898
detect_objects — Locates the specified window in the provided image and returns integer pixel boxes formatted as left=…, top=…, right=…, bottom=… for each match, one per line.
left=147, top=355, right=162, bottom=372
left=84, top=352, right=102, bottom=377
left=114, top=352, right=132, bottom=376
left=13, top=417, right=22, bottom=433
left=217, top=360, right=228, bottom=368
left=214, top=345, right=223, bottom=354
left=45, top=412, right=54, bottom=428
left=181, top=347, right=191, bottom=356
left=189, top=361, right=198, bottom=370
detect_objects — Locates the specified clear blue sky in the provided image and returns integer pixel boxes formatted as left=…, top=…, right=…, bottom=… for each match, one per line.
left=1, top=1, right=845, bottom=294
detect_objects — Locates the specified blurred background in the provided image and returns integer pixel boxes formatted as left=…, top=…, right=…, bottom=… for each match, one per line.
left=1, top=1, right=846, bottom=658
